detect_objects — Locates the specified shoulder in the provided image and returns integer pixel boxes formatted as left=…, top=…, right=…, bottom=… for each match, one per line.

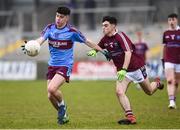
left=118, top=31, right=127, bottom=35
left=100, top=35, right=108, bottom=42
left=164, top=27, right=180, bottom=33
left=163, top=30, right=169, bottom=36
left=115, top=31, right=127, bottom=40
left=45, top=23, right=55, bottom=29
left=140, top=43, right=148, bottom=48
left=141, top=42, right=148, bottom=46
left=67, top=24, right=80, bottom=33
left=177, top=28, right=180, bottom=32
left=41, top=23, right=55, bottom=35
left=42, top=23, right=55, bottom=32
left=116, top=31, right=127, bottom=38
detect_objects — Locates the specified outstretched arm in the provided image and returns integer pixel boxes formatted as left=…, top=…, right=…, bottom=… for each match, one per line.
left=35, top=37, right=46, bottom=45
left=85, top=39, right=103, bottom=52
left=21, top=36, right=46, bottom=54
left=86, top=39, right=111, bottom=61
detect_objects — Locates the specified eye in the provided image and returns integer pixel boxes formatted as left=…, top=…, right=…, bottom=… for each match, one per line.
left=105, top=24, right=108, bottom=27
left=60, top=15, right=64, bottom=18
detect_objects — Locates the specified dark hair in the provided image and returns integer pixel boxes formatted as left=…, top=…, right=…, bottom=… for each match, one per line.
left=102, top=16, right=117, bottom=25
left=168, top=13, right=178, bottom=18
left=56, top=6, right=71, bottom=15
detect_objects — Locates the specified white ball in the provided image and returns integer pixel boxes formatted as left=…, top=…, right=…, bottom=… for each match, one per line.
left=25, top=40, right=40, bottom=57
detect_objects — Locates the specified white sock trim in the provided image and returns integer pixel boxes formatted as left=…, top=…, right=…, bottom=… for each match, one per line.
left=58, top=100, right=65, bottom=107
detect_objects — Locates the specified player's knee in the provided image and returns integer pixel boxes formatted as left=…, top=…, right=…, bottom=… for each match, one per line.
left=141, top=85, right=153, bottom=95
left=167, top=80, right=172, bottom=85
left=167, top=79, right=176, bottom=85
left=146, top=91, right=153, bottom=96
left=48, top=92, right=53, bottom=100
left=47, top=86, right=56, bottom=95
left=116, top=88, right=125, bottom=97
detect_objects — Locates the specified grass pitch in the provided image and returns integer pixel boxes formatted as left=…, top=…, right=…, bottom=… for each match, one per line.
left=0, top=80, right=180, bottom=129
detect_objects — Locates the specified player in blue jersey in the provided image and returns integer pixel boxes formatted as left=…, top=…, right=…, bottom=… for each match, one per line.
left=21, top=6, right=109, bottom=125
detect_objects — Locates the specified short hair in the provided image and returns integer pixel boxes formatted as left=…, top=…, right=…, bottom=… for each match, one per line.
left=102, top=16, right=117, bottom=25
left=168, top=13, right=178, bottom=18
left=56, top=6, right=71, bottom=15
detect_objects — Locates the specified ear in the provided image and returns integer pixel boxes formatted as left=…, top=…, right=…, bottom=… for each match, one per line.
left=112, top=24, right=116, bottom=28
left=66, top=15, right=70, bottom=21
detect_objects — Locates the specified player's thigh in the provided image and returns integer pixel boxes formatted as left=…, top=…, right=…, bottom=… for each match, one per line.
left=47, top=80, right=51, bottom=86
left=175, top=63, right=180, bottom=82
left=139, top=78, right=152, bottom=94
left=164, top=63, right=175, bottom=80
left=165, top=68, right=175, bottom=79
left=48, top=74, right=66, bottom=91
left=116, top=77, right=131, bottom=94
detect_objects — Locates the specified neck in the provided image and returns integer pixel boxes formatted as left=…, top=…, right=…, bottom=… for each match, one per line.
left=108, top=30, right=116, bottom=37
left=57, top=23, right=67, bottom=29
left=170, top=25, right=178, bottom=30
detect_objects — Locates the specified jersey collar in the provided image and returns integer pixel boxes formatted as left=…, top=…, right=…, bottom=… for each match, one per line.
left=168, top=25, right=180, bottom=31
left=176, top=26, right=180, bottom=30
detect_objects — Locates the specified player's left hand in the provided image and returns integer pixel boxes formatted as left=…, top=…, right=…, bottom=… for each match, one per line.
left=87, top=49, right=97, bottom=57
left=21, top=41, right=27, bottom=54
left=117, top=69, right=127, bottom=81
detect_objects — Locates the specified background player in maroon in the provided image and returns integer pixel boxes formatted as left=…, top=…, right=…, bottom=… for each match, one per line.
left=88, top=16, right=164, bottom=125
left=162, top=13, right=180, bottom=109
left=134, top=31, right=149, bottom=62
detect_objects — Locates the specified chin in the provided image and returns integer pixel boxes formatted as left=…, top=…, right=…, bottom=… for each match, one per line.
left=103, top=32, right=108, bottom=35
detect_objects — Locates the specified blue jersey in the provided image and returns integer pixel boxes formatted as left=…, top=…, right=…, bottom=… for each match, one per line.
left=41, top=23, right=86, bottom=68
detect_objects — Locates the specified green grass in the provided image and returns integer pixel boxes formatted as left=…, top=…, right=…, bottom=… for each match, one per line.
left=0, top=80, right=180, bottom=129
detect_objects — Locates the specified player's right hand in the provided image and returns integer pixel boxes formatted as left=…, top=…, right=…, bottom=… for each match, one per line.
left=21, top=41, right=27, bottom=54
left=87, top=49, right=97, bottom=57
left=117, top=69, right=127, bottom=81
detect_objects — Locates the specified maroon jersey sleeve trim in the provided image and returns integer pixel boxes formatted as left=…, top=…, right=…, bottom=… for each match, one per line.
left=119, top=32, right=131, bottom=51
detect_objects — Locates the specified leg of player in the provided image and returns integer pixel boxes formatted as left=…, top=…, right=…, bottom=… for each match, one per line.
left=47, top=74, right=69, bottom=124
left=139, top=77, right=164, bottom=96
left=47, top=79, right=63, bottom=110
left=175, top=72, right=180, bottom=90
left=165, top=68, right=176, bottom=109
left=116, top=78, right=136, bottom=125
left=175, top=72, right=180, bottom=105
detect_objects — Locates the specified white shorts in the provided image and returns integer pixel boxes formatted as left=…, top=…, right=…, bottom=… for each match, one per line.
left=126, top=66, right=147, bottom=83
left=164, top=62, right=180, bottom=73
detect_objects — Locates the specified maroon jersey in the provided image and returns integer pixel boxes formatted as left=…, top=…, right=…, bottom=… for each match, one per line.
left=134, top=42, right=148, bottom=62
left=163, top=27, right=180, bottom=63
left=98, top=32, right=145, bottom=72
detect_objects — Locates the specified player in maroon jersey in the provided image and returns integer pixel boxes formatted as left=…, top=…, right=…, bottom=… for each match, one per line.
left=162, top=13, right=180, bottom=109
left=87, top=16, right=164, bottom=125
left=134, top=31, right=149, bottom=62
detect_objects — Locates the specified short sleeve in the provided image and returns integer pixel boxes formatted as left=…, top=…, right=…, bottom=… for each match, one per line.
left=144, top=43, right=149, bottom=51
left=98, top=37, right=105, bottom=49
left=162, top=32, right=166, bottom=44
left=41, top=24, right=51, bottom=40
left=73, top=31, right=87, bottom=43
left=117, top=32, right=133, bottom=51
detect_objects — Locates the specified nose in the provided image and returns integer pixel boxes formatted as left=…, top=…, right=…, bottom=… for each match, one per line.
left=56, top=18, right=61, bottom=22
